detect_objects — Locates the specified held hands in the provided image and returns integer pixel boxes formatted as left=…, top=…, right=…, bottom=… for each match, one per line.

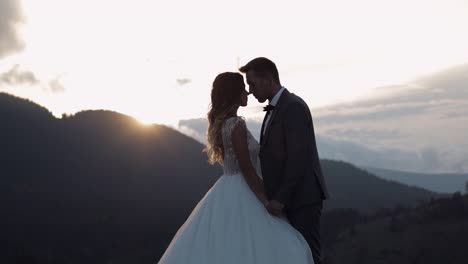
left=252, top=179, right=285, bottom=217
left=265, top=200, right=285, bottom=217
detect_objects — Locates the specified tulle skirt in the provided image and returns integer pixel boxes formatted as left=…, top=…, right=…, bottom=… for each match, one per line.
left=157, top=173, right=314, bottom=264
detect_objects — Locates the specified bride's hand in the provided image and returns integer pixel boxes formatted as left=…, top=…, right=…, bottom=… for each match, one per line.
left=255, top=192, right=269, bottom=206
left=265, top=200, right=285, bottom=217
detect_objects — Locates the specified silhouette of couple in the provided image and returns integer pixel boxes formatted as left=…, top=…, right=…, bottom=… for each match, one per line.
left=158, top=57, right=329, bottom=264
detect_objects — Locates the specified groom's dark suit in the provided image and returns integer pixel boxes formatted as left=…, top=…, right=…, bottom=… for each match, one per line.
left=259, top=88, right=329, bottom=264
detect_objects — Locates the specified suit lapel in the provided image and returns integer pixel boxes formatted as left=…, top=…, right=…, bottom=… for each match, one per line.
left=260, top=112, right=269, bottom=145
left=261, top=89, right=290, bottom=146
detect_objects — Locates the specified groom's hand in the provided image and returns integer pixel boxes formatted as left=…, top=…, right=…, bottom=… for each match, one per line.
left=266, top=200, right=285, bottom=217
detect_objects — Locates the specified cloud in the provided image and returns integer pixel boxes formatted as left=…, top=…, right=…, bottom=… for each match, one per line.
left=311, top=63, right=468, bottom=173
left=439, top=110, right=468, bottom=119
left=0, top=65, right=65, bottom=93
left=176, top=78, right=191, bottom=86
left=177, top=63, right=468, bottom=173
left=420, top=147, right=440, bottom=172
left=0, top=0, right=25, bottom=58
left=178, top=116, right=468, bottom=173
left=0, top=65, right=39, bottom=86
left=315, top=135, right=424, bottom=171
left=315, top=101, right=430, bottom=123
left=48, top=78, right=65, bottom=93
left=324, top=128, right=405, bottom=142
left=314, top=63, right=468, bottom=124
left=417, top=64, right=468, bottom=94
left=316, top=135, right=468, bottom=173
left=312, top=64, right=468, bottom=147
left=178, top=118, right=207, bottom=143
left=179, top=117, right=263, bottom=145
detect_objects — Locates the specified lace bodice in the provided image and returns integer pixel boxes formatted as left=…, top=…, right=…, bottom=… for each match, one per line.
left=221, top=117, right=262, bottom=177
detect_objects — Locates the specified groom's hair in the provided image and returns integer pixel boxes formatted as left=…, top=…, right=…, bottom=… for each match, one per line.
left=239, top=57, right=281, bottom=84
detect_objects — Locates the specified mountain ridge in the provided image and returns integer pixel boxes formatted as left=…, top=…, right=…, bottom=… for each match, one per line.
left=364, top=166, right=468, bottom=193
left=0, top=91, right=438, bottom=262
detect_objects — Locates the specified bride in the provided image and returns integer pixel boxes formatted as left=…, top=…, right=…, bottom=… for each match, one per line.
left=157, top=72, right=314, bottom=264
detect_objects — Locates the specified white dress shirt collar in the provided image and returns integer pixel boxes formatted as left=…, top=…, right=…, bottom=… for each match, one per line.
left=269, top=86, right=286, bottom=106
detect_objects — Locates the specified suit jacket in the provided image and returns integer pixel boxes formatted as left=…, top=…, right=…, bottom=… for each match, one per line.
left=259, top=89, right=329, bottom=211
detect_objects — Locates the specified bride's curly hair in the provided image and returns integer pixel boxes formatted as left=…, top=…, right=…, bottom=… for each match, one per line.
left=204, top=72, right=245, bottom=165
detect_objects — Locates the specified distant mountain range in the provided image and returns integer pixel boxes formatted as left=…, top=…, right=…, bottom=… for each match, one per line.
left=0, top=92, right=438, bottom=263
left=180, top=117, right=468, bottom=195
left=364, top=167, right=468, bottom=194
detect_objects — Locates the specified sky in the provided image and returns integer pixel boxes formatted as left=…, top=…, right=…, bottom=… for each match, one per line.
left=180, top=63, right=468, bottom=173
left=1, top=0, right=468, bottom=172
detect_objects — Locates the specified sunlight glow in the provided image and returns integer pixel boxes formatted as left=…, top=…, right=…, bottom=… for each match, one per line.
left=2, top=0, right=465, bottom=125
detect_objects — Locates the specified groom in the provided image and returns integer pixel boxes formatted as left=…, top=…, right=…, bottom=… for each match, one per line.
left=240, top=57, right=329, bottom=264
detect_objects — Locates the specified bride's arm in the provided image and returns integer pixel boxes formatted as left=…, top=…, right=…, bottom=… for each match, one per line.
left=231, top=121, right=268, bottom=205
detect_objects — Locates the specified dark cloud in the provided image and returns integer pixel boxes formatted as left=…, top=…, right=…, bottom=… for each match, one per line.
left=314, top=63, right=468, bottom=124
left=310, top=63, right=468, bottom=173
left=0, top=64, right=39, bottom=86
left=0, top=0, right=25, bottom=58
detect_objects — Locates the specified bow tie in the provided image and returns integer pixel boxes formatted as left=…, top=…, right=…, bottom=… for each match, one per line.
left=263, top=104, right=275, bottom=112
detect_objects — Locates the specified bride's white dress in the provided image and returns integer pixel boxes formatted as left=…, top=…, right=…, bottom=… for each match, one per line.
left=158, top=116, right=314, bottom=264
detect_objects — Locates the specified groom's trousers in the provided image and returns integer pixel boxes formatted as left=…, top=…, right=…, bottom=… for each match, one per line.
left=287, top=203, right=323, bottom=264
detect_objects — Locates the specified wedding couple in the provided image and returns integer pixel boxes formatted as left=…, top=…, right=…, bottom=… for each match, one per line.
left=158, top=57, right=329, bottom=264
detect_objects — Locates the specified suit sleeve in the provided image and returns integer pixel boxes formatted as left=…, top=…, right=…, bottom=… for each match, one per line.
left=273, top=103, right=309, bottom=206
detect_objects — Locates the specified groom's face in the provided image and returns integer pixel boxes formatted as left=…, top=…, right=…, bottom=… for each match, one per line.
left=246, top=71, right=269, bottom=103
